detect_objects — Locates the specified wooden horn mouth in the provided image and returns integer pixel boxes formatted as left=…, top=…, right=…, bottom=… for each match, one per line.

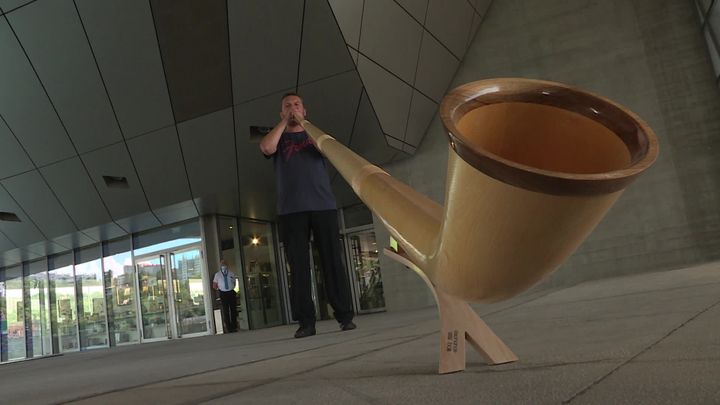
left=440, top=78, right=659, bottom=196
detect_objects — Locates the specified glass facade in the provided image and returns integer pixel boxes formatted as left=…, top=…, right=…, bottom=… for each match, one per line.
left=347, top=230, right=385, bottom=312
left=241, top=220, right=283, bottom=329
left=0, top=210, right=376, bottom=362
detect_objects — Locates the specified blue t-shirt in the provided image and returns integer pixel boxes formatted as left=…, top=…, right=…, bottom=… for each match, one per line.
left=270, top=131, right=337, bottom=215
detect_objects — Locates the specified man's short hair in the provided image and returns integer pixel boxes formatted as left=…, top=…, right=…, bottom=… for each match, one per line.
left=281, top=92, right=303, bottom=103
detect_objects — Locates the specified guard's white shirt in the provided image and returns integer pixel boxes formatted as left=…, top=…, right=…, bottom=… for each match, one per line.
left=213, top=269, right=237, bottom=292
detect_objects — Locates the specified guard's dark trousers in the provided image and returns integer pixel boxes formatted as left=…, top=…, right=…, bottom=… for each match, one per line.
left=280, top=209, right=354, bottom=328
left=219, top=290, right=238, bottom=332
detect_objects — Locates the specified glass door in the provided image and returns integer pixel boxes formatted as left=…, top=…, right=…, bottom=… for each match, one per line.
left=345, top=229, right=386, bottom=313
left=136, top=245, right=208, bottom=341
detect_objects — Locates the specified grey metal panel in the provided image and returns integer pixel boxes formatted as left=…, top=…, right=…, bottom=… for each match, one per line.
left=299, top=0, right=355, bottom=84
left=8, top=0, right=123, bottom=154
left=0, top=230, right=15, bottom=252
left=150, top=0, right=231, bottom=123
left=404, top=90, right=437, bottom=147
left=177, top=107, right=238, bottom=199
left=402, top=144, right=417, bottom=154
left=356, top=54, right=412, bottom=140
left=0, top=248, right=23, bottom=267
left=466, top=7, right=483, bottom=49
left=0, top=185, right=44, bottom=246
left=40, top=157, right=112, bottom=230
left=395, top=0, right=429, bottom=22
left=360, top=0, right=423, bottom=83
left=425, top=0, right=474, bottom=57
left=328, top=0, right=363, bottom=48
left=0, top=0, right=32, bottom=13
left=115, top=211, right=161, bottom=234
left=126, top=126, right=192, bottom=209
left=0, top=20, right=76, bottom=166
left=25, top=240, right=70, bottom=257
left=298, top=70, right=363, bottom=145
left=347, top=46, right=358, bottom=65
left=81, top=222, right=127, bottom=242
left=193, top=189, right=239, bottom=218
left=75, top=0, right=174, bottom=139
left=152, top=200, right=198, bottom=225
left=1, top=170, right=77, bottom=239
left=52, top=232, right=97, bottom=250
left=0, top=115, right=33, bottom=179
left=472, top=0, right=493, bottom=14
left=415, top=32, right=459, bottom=102
left=386, top=135, right=405, bottom=151
left=350, top=91, right=397, bottom=165
left=234, top=92, right=284, bottom=220
left=228, top=0, right=303, bottom=103
left=81, top=143, right=151, bottom=219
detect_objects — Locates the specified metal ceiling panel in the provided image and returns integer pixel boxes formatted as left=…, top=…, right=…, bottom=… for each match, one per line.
left=193, top=189, right=239, bottom=218
left=404, top=90, right=437, bottom=147
left=40, top=157, right=112, bottom=230
left=299, top=0, right=355, bottom=84
left=228, top=0, right=303, bottom=104
left=81, top=222, right=127, bottom=242
left=350, top=91, right=397, bottom=165
left=152, top=200, right=198, bottom=225
left=114, top=211, right=161, bottom=234
left=415, top=32, right=459, bottom=103
left=0, top=19, right=76, bottom=166
left=356, top=54, right=412, bottom=140
left=359, top=0, right=423, bottom=83
left=425, top=0, right=475, bottom=58
left=177, top=107, right=238, bottom=199
left=81, top=143, right=151, bottom=219
left=0, top=115, right=33, bottom=179
left=298, top=70, right=363, bottom=145
left=234, top=92, right=283, bottom=220
left=150, top=0, right=231, bottom=123
left=25, top=239, right=71, bottom=257
left=395, top=0, right=429, bottom=22
left=466, top=6, right=483, bottom=49
left=52, top=232, right=97, bottom=250
left=126, top=126, right=192, bottom=209
left=0, top=248, right=23, bottom=267
left=0, top=185, right=44, bottom=246
left=7, top=0, right=123, bottom=154
left=1, top=170, right=77, bottom=239
left=75, top=0, right=174, bottom=139
left=0, top=230, right=14, bottom=252
left=386, top=135, right=405, bottom=151
left=0, top=0, right=32, bottom=13
left=328, top=0, right=363, bottom=48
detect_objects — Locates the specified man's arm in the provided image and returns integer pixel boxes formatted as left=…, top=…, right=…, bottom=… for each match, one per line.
left=259, top=114, right=290, bottom=156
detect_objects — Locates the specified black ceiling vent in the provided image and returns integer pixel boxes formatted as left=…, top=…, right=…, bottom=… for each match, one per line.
left=103, top=175, right=129, bottom=189
left=0, top=212, right=21, bottom=222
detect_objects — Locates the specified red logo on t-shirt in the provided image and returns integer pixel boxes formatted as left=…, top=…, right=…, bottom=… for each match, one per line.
left=282, top=138, right=313, bottom=160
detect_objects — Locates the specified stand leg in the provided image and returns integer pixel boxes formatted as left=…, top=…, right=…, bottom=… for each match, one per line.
left=384, top=248, right=518, bottom=374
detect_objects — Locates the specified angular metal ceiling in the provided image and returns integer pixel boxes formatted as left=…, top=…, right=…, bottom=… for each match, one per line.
left=0, top=0, right=490, bottom=266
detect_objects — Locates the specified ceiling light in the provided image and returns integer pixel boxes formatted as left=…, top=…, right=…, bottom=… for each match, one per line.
left=103, top=175, right=129, bottom=189
left=0, top=212, right=21, bottom=222
left=251, top=237, right=260, bottom=246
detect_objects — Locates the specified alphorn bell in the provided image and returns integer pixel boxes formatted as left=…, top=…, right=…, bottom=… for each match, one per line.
left=298, top=78, right=658, bottom=372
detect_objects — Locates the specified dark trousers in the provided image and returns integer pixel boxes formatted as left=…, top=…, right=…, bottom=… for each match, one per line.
left=280, top=210, right=354, bottom=328
left=219, top=290, right=238, bottom=332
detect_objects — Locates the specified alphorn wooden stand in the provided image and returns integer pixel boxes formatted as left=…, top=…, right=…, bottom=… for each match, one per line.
left=384, top=247, right=518, bottom=374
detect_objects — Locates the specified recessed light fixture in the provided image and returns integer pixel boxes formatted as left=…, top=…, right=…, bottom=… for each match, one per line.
left=103, top=175, right=129, bottom=189
left=0, top=212, right=21, bottom=222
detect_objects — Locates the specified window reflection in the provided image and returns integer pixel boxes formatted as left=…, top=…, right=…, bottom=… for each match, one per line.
left=75, top=252, right=108, bottom=350
left=242, top=220, right=283, bottom=328
left=348, top=231, right=385, bottom=311
left=26, top=260, right=52, bottom=357
left=103, top=239, right=139, bottom=345
left=2, top=266, right=25, bottom=361
left=49, top=260, right=78, bottom=353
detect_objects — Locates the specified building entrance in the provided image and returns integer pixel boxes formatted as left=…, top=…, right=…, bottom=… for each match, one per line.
left=134, top=245, right=209, bottom=341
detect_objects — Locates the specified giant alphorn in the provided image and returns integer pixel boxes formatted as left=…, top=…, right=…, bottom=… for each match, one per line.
left=298, top=78, right=658, bottom=373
